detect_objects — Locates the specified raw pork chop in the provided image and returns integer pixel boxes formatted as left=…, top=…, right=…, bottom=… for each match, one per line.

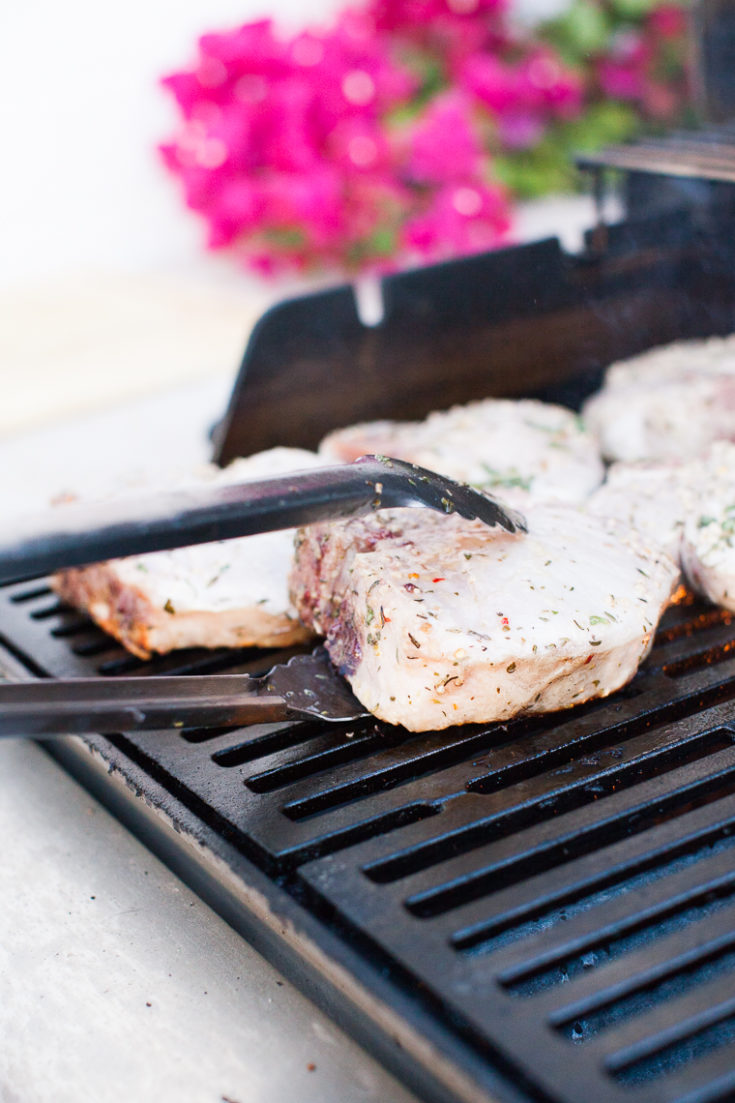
left=586, top=461, right=698, bottom=565
left=587, top=443, right=735, bottom=612
left=319, top=398, right=604, bottom=506
left=290, top=505, right=678, bottom=731
left=52, top=448, right=328, bottom=659
left=582, top=335, right=735, bottom=463
left=680, top=443, right=735, bottom=610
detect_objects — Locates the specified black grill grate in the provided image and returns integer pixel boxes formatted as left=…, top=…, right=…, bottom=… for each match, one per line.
left=4, top=580, right=735, bottom=1103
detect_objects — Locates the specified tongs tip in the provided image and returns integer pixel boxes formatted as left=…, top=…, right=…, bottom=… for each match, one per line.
left=355, top=455, right=527, bottom=535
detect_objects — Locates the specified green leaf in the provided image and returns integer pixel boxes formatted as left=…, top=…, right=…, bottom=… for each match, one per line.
left=493, top=140, right=577, bottom=199
left=384, top=102, right=425, bottom=128
left=562, top=101, right=640, bottom=150
left=368, top=227, right=398, bottom=256
left=556, top=0, right=612, bottom=55
left=610, top=0, right=657, bottom=19
left=265, top=227, right=307, bottom=249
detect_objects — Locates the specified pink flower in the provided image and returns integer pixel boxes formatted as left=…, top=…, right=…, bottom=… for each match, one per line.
left=367, top=0, right=509, bottom=72
left=460, top=53, right=520, bottom=113
left=260, top=166, right=346, bottom=248
left=597, top=30, right=652, bottom=101
left=327, top=116, right=393, bottom=173
left=206, top=177, right=265, bottom=248
left=369, top=0, right=506, bottom=32
left=402, top=181, right=511, bottom=260
left=159, top=0, right=687, bottom=277
left=406, top=92, right=483, bottom=183
left=647, top=4, right=687, bottom=41
left=160, top=72, right=207, bottom=119
left=256, top=81, right=324, bottom=171
left=302, top=10, right=416, bottom=132
left=197, top=20, right=291, bottom=79
left=461, top=46, right=581, bottom=134
left=497, top=112, right=546, bottom=149
left=598, top=60, right=643, bottom=100
left=518, top=50, right=582, bottom=117
left=642, top=78, right=681, bottom=120
left=163, top=153, right=229, bottom=216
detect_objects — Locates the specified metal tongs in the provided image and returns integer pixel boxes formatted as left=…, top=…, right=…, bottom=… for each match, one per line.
left=0, top=456, right=525, bottom=737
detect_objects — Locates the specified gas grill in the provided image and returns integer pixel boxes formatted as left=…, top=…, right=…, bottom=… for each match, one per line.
left=5, top=561, right=735, bottom=1103
left=7, top=15, right=735, bottom=1101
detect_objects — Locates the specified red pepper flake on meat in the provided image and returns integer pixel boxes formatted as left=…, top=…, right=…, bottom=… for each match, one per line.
left=432, top=577, right=445, bottom=583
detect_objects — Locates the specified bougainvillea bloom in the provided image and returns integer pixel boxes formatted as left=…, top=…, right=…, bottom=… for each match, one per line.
left=402, top=180, right=511, bottom=259
left=158, top=0, right=688, bottom=275
left=406, top=92, right=483, bottom=183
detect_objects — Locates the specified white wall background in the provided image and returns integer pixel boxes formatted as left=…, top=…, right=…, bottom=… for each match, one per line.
left=0, top=2, right=346, bottom=286
left=0, top=0, right=567, bottom=288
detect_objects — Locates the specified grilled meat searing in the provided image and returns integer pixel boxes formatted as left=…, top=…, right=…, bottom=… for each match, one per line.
left=319, top=398, right=604, bottom=507
left=52, top=448, right=328, bottom=659
left=290, top=505, right=678, bottom=732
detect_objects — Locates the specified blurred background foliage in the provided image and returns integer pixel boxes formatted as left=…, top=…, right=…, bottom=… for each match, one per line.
left=160, top=0, right=690, bottom=274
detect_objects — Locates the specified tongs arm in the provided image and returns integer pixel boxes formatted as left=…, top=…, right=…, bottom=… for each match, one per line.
left=0, top=455, right=525, bottom=583
left=0, top=648, right=369, bottom=737
left=0, top=674, right=291, bottom=737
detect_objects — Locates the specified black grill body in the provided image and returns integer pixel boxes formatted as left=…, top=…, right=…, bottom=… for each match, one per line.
left=5, top=587, right=735, bottom=1102
left=6, top=201, right=735, bottom=1103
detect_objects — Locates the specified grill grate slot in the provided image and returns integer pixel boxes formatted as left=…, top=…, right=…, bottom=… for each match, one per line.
left=403, top=765, right=735, bottom=919
left=280, top=726, right=523, bottom=821
left=71, top=637, right=123, bottom=658
left=665, top=641, right=735, bottom=678
left=179, top=724, right=241, bottom=746
left=451, top=828, right=735, bottom=958
left=503, top=877, right=735, bottom=999
left=556, top=941, right=735, bottom=1045
left=608, top=1002, right=735, bottom=1087
left=655, top=606, right=734, bottom=645
left=150, top=649, right=267, bottom=677
left=49, top=618, right=95, bottom=638
left=29, top=600, right=68, bottom=620
left=365, top=728, right=735, bottom=886
left=209, top=720, right=328, bottom=762
left=9, top=584, right=53, bottom=604
left=96, top=654, right=146, bottom=676
left=290, top=804, right=442, bottom=866
left=241, top=723, right=404, bottom=790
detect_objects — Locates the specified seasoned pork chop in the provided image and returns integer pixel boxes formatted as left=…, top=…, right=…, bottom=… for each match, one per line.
left=52, top=448, right=328, bottom=658
left=290, top=505, right=678, bottom=731
left=319, top=398, right=604, bottom=506
left=582, top=335, right=735, bottom=463
left=586, top=461, right=698, bottom=565
left=587, top=444, right=735, bottom=613
left=680, top=443, right=735, bottom=611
